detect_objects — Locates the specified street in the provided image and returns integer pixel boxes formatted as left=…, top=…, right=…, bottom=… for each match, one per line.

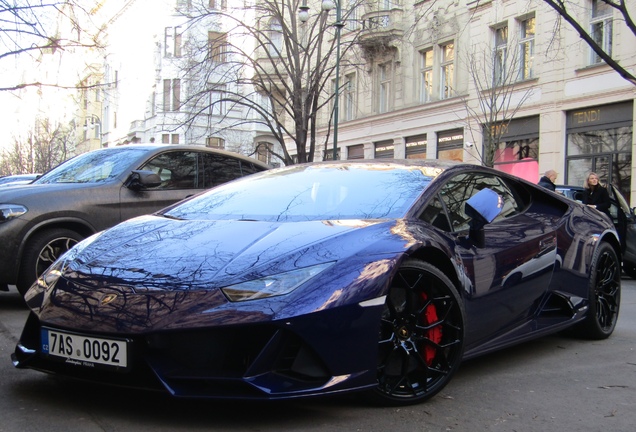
left=1, top=280, right=635, bottom=432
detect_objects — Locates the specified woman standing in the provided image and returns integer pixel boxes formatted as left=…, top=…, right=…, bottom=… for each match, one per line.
left=582, top=172, right=611, bottom=219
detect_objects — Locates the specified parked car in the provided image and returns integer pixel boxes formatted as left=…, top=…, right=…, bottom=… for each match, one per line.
left=0, top=144, right=269, bottom=296
left=0, top=173, right=40, bottom=187
left=14, top=160, right=621, bottom=405
left=556, top=184, right=636, bottom=277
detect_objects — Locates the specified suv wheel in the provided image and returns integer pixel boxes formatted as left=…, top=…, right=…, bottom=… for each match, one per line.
left=17, top=228, right=83, bottom=297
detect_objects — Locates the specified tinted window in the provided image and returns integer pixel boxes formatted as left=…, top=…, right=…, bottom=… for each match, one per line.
left=141, top=151, right=198, bottom=190
left=201, top=153, right=243, bottom=188
left=426, top=172, right=522, bottom=232
left=165, top=164, right=435, bottom=222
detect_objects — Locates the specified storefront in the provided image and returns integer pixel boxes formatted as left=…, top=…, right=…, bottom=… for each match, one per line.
left=374, top=140, right=394, bottom=159
left=346, top=144, right=364, bottom=160
left=406, top=134, right=427, bottom=159
left=437, top=129, right=464, bottom=161
left=491, top=116, right=540, bottom=183
left=566, top=101, right=633, bottom=201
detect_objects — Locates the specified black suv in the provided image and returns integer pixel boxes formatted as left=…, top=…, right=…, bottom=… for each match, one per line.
left=0, top=144, right=269, bottom=295
left=556, top=184, right=636, bottom=277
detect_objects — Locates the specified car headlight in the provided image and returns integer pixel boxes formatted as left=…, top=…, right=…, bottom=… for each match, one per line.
left=0, top=204, right=27, bottom=222
left=221, top=262, right=334, bottom=302
left=34, top=232, right=101, bottom=292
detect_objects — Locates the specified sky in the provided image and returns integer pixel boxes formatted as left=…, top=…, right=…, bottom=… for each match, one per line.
left=0, top=0, right=172, bottom=151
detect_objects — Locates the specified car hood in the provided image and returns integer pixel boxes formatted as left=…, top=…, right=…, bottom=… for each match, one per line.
left=0, top=182, right=117, bottom=201
left=60, top=215, right=399, bottom=291
left=30, top=215, right=404, bottom=332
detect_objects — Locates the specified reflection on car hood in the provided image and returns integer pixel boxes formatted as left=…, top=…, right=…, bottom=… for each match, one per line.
left=64, top=215, right=390, bottom=291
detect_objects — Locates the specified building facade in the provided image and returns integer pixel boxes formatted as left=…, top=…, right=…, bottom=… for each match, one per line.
left=295, top=0, right=635, bottom=202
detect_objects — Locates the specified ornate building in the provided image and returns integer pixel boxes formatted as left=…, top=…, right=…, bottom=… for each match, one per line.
left=294, top=0, right=635, bottom=202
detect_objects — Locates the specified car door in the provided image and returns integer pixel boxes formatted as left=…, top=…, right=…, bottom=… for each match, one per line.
left=119, top=150, right=205, bottom=221
left=425, top=172, right=558, bottom=349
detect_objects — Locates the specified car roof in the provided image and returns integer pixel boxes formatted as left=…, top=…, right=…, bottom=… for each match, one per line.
left=74, top=144, right=270, bottom=169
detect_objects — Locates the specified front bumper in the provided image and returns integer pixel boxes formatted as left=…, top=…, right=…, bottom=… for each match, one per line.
left=13, top=304, right=382, bottom=400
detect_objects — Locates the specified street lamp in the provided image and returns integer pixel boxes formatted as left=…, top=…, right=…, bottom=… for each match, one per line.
left=299, top=0, right=343, bottom=161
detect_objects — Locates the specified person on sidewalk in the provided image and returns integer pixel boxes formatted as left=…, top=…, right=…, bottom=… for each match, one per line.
left=537, top=170, right=558, bottom=191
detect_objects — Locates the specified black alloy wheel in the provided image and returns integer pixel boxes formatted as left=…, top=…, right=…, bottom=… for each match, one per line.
left=574, top=241, right=621, bottom=339
left=371, top=259, right=465, bottom=405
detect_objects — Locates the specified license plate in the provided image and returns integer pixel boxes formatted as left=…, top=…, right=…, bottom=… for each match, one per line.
left=41, top=327, right=129, bottom=370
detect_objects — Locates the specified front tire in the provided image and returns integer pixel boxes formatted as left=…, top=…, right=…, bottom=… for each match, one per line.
left=573, top=242, right=621, bottom=339
left=17, top=228, right=83, bottom=297
left=370, top=260, right=465, bottom=405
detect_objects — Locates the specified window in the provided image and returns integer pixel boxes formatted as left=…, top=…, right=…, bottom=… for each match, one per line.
left=256, top=142, right=273, bottom=164
left=493, top=25, right=508, bottom=85
left=142, top=151, right=197, bottom=190
left=590, top=0, right=613, bottom=64
left=201, top=153, right=244, bottom=188
left=162, top=134, right=180, bottom=144
left=343, top=73, right=355, bottom=121
left=164, top=27, right=182, bottom=57
left=209, top=85, right=226, bottom=116
left=209, top=0, right=226, bottom=9
left=379, top=62, right=391, bottom=113
left=208, top=31, right=228, bottom=62
left=406, top=134, right=427, bottom=159
left=516, top=17, right=535, bottom=81
left=437, top=129, right=463, bottom=162
left=347, top=144, right=364, bottom=160
left=419, top=49, right=433, bottom=103
left=268, top=19, right=283, bottom=57
left=346, top=1, right=358, bottom=31
left=163, top=79, right=181, bottom=112
left=374, top=140, right=394, bottom=159
left=432, top=172, right=523, bottom=232
left=206, top=137, right=225, bottom=148
left=440, top=43, right=454, bottom=99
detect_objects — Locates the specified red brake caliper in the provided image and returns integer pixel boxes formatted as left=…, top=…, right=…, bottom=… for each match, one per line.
left=421, top=293, right=442, bottom=365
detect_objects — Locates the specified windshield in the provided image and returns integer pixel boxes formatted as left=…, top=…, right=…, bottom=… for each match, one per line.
left=34, top=147, right=149, bottom=184
left=164, top=164, right=435, bottom=222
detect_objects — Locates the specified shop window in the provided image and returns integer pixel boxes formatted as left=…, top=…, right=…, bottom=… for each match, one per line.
left=406, top=134, right=427, bottom=159
left=347, top=144, right=364, bottom=160
left=374, top=140, right=394, bottom=159
left=437, top=129, right=463, bottom=161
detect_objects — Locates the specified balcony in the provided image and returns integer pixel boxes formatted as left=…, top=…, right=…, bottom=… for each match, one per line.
left=358, top=7, right=404, bottom=53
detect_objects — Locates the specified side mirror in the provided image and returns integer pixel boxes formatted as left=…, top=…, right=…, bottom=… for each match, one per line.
left=465, top=188, right=504, bottom=247
left=125, top=170, right=162, bottom=190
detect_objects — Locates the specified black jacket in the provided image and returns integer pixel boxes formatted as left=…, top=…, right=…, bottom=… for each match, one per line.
left=582, top=185, right=611, bottom=218
left=537, top=176, right=556, bottom=191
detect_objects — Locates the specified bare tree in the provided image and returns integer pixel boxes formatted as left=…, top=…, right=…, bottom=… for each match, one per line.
left=174, top=0, right=365, bottom=165
left=0, top=118, right=75, bottom=175
left=0, top=0, right=103, bottom=92
left=543, top=0, right=636, bottom=86
left=462, top=24, right=537, bottom=168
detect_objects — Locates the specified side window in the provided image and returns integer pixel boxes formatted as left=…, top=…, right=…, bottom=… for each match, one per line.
left=201, top=153, right=243, bottom=188
left=240, top=162, right=265, bottom=176
left=419, top=195, right=451, bottom=231
left=436, top=172, right=522, bottom=232
left=141, top=151, right=198, bottom=190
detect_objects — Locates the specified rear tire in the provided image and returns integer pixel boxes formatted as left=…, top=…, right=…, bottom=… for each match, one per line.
left=369, top=259, right=465, bottom=405
left=572, top=242, right=621, bottom=339
left=17, top=228, right=83, bottom=297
